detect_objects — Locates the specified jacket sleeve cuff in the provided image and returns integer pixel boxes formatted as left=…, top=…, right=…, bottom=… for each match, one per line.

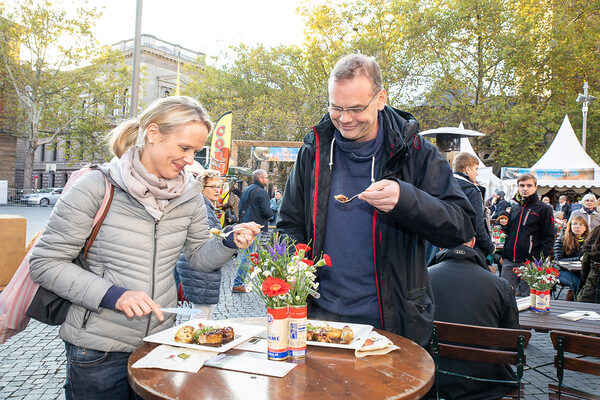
left=99, top=285, right=128, bottom=310
left=222, top=225, right=238, bottom=249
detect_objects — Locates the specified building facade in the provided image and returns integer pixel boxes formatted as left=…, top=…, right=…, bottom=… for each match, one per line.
left=6, top=34, right=205, bottom=189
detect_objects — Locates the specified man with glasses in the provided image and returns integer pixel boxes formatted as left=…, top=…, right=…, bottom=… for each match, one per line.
left=501, top=173, right=555, bottom=295
left=232, top=169, right=273, bottom=293
left=277, top=54, right=475, bottom=347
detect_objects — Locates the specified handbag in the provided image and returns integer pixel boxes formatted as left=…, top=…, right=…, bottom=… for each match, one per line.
left=26, top=180, right=114, bottom=325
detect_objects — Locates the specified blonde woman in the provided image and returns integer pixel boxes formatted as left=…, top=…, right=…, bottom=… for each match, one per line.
left=29, top=96, right=260, bottom=400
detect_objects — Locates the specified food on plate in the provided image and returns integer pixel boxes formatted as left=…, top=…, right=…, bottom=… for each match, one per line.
left=174, top=326, right=195, bottom=343
left=307, top=323, right=354, bottom=344
left=174, top=323, right=235, bottom=346
left=333, top=194, right=348, bottom=202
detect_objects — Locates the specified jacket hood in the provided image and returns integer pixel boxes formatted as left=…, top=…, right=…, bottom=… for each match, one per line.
left=430, top=245, right=489, bottom=271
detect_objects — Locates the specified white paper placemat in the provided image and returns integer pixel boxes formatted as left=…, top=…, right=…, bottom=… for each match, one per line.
left=131, top=345, right=215, bottom=372
left=557, top=311, right=600, bottom=321
left=205, top=352, right=296, bottom=377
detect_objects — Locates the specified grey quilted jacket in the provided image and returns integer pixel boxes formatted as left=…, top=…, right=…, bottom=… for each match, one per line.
left=29, top=161, right=237, bottom=352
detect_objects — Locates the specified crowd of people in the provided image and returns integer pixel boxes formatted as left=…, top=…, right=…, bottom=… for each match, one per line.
left=25, top=53, right=600, bottom=400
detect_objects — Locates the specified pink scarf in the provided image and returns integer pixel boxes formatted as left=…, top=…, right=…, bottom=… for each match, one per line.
left=118, top=146, right=187, bottom=220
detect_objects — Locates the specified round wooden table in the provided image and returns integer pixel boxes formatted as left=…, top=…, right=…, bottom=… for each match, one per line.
left=127, top=328, right=434, bottom=400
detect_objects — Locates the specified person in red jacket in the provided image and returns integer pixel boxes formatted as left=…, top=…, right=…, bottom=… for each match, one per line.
left=501, top=173, right=555, bottom=295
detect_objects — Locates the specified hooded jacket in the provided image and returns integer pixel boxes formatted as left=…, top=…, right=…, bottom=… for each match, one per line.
left=29, top=162, right=237, bottom=352
left=453, top=172, right=495, bottom=258
left=239, top=180, right=272, bottom=231
left=428, top=245, right=519, bottom=399
left=277, top=105, right=475, bottom=347
left=502, top=193, right=555, bottom=263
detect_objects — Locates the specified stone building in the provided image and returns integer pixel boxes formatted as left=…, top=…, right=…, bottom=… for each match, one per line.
left=5, top=34, right=205, bottom=189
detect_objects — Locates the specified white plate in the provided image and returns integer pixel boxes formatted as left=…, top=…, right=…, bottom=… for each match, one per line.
left=306, top=319, right=373, bottom=350
left=143, top=319, right=265, bottom=353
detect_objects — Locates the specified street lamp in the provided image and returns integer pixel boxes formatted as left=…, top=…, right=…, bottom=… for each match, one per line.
left=576, top=81, right=596, bottom=152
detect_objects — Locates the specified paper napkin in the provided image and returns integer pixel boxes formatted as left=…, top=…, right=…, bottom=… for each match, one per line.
left=355, top=331, right=400, bottom=358
left=131, top=344, right=216, bottom=372
left=557, top=310, right=600, bottom=321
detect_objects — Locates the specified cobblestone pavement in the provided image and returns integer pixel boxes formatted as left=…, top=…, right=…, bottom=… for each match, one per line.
left=1, top=258, right=599, bottom=399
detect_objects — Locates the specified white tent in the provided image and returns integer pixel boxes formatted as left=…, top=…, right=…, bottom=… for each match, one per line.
left=502, top=115, right=600, bottom=196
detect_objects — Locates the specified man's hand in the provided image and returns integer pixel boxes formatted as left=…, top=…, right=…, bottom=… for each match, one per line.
left=115, top=291, right=164, bottom=321
left=358, top=179, right=400, bottom=213
left=232, top=222, right=262, bottom=249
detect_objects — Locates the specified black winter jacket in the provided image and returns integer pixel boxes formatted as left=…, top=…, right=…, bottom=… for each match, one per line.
left=277, top=106, right=476, bottom=347
left=454, top=172, right=495, bottom=258
left=428, top=245, right=519, bottom=399
left=502, top=193, right=555, bottom=263
left=239, top=181, right=272, bottom=231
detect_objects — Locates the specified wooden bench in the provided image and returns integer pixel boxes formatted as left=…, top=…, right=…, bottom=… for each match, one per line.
left=549, top=330, right=600, bottom=399
left=431, top=321, right=532, bottom=399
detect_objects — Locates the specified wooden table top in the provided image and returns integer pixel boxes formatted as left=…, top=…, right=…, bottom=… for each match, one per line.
left=127, top=328, right=435, bottom=400
left=518, top=300, right=600, bottom=336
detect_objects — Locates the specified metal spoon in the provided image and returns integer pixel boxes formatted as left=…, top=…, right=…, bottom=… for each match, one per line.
left=211, top=225, right=264, bottom=238
left=334, top=193, right=361, bottom=204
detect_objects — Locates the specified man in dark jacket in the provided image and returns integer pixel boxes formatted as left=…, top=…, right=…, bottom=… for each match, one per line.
left=555, top=194, right=571, bottom=221
left=452, top=152, right=495, bottom=261
left=232, top=169, right=273, bottom=292
left=502, top=173, right=555, bottom=295
left=428, top=239, right=519, bottom=399
left=276, top=54, right=475, bottom=347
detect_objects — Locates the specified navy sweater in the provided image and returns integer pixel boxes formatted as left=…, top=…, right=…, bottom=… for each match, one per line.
left=316, top=119, right=383, bottom=319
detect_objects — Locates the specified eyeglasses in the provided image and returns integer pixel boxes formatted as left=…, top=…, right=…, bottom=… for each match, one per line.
left=327, top=91, right=380, bottom=118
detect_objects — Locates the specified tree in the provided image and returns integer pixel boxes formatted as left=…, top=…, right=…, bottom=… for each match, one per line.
left=0, top=0, right=128, bottom=189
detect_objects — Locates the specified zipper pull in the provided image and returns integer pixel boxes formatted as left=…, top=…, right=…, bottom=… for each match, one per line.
left=154, top=220, right=159, bottom=238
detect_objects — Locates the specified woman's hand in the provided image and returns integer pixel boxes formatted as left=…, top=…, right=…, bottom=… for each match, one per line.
left=232, top=222, right=262, bottom=249
left=115, top=291, right=164, bottom=321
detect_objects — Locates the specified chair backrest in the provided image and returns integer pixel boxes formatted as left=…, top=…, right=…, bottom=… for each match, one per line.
left=550, top=330, right=600, bottom=377
left=433, top=321, right=532, bottom=365
left=431, top=320, right=532, bottom=399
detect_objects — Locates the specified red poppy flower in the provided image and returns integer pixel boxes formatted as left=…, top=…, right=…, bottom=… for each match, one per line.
left=262, top=277, right=291, bottom=297
left=295, top=243, right=311, bottom=255
left=537, top=267, right=543, bottom=272
left=250, top=252, right=260, bottom=265
left=524, top=261, right=530, bottom=265
left=323, top=254, right=332, bottom=267
left=301, top=259, right=314, bottom=266
left=545, top=268, right=551, bottom=274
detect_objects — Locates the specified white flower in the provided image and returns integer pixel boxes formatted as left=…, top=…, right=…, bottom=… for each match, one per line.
left=312, top=282, right=319, bottom=289
left=295, top=296, right=300, bottom=301
left=305, top=271, right=315, bottom=279
left=262, top=270, right=271, bottom=277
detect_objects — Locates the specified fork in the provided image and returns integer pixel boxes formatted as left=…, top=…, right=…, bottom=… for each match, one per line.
left=218, top=225, right=264, bottom=238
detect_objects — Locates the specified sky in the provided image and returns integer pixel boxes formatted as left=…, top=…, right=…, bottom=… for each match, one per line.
left=92, top=0, right=308, bottom=60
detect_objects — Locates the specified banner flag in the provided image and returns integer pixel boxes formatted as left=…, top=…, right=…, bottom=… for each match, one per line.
left=209, top=111, right=233, bottom=176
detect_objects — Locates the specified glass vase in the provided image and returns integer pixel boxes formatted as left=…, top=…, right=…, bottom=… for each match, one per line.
left=289, top=304, right=307, bottom=359
left=266, top=305, right=289, bottom=361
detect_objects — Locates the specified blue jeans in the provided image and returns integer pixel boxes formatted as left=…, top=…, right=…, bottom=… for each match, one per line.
left=233, top=233, right=263, bottom=287
left=558, top=270, right=581, bottom=293
left=233, top=243, right=256, bottom=287
left=64, top=341, right=141, bottom=400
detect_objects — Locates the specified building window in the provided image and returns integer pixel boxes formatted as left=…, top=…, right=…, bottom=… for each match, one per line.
left=40, top=144, right=45, bottom=161
left=51, top=145, right=57, bottom=161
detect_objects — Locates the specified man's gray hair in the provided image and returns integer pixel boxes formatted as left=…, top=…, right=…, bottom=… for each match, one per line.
left=253, top=169, right=268, bottom=180
left=328, top=54, right=383, bottom=94
left=559, top=195, right=567, bottom=201
left=582, top=193, right=596, bottom=202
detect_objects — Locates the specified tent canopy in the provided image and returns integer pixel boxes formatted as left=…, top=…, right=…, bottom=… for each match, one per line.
left=532, top=115, right=600, bottom=170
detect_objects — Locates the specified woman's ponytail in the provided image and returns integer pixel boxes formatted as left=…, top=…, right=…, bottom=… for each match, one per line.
left=108, top=119, right=140, bottom=158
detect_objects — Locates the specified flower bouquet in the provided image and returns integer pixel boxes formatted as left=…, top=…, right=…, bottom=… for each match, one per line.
left=513, top=257, right=559, bottom=312
left=240, top=234, right=331, bottom=359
